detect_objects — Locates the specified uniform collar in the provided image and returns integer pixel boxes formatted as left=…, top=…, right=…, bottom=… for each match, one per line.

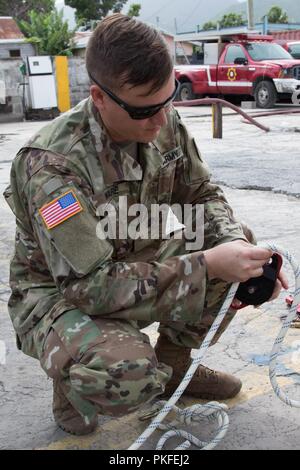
left=87, top=97, right=179, bottom=186
left=87, top=97, right=143, bottom=186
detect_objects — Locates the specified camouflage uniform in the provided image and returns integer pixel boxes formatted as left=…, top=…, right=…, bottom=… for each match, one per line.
left=4, top=98, right=253, bottom=424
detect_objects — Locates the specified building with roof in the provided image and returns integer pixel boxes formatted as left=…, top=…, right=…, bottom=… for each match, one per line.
left=72, top=26, right=193, bottom=63
left=0, top=17, right=36, bottom=59
left=0, top=17, right=37, bottom=122
left=175, top=22, right=300, bottom=63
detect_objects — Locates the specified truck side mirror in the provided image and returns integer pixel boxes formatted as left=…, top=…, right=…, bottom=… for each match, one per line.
left=234, top=57, right=248, bottom=65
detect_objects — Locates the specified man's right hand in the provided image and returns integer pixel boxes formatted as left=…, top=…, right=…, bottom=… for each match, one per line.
left=203, top=240, right=273, bottom=283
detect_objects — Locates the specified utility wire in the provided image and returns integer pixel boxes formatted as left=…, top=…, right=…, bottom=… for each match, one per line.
left=144, top=0, right=177, bottom=22
left=177, top=0, right=204, bottom=30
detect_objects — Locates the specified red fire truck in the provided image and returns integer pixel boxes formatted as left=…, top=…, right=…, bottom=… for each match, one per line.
left=175, top=34, right=300, bottom=108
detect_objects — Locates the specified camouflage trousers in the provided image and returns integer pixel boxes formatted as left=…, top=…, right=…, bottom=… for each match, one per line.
left=20, top=225, right=255, bottom=424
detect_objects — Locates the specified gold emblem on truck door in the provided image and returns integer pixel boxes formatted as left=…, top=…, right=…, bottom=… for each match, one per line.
left=227, top=68, right=237, bottom=81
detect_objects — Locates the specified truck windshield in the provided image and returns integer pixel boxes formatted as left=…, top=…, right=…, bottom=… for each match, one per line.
left=289, top=43, right=300, bottom=59
left=245, top=43, right=292, bottom=60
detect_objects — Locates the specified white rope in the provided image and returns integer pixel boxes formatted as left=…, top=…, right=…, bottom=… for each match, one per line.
left=267, top=244, right=300, bottom=408
left=128, top=244, right=300, bottom=450
left=154, top=401, right=229, bottom=450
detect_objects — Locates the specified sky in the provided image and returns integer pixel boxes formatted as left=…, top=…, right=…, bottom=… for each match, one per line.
left=55, top=1, right=76, bottom=28
left=54, top=0, right=251, bottom=33
left=55, top=0, right=242, bottom=32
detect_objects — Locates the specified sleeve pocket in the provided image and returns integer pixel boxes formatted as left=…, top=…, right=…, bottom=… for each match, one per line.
left=34, top=184, right=113, bottom=277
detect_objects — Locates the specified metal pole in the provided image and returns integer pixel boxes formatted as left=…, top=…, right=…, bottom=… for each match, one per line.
left=174, top=18, right=178, bottom=34
left=263, top=15, right=268, bottom=34
left=212, top=103, right=223, bottom=139
left=247, top=0, right=255, bottom=30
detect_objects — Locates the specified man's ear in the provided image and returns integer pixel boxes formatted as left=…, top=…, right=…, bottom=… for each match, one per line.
left=90, top=85, right=105, bottom=110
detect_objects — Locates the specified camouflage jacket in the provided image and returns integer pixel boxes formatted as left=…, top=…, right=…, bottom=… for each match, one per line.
left=4, top=97, right=247, bottom=337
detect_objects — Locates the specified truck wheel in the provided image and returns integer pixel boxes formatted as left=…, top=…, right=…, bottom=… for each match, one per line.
left=254, top=81, right=277, bottom=108
left=178, top=82, right=195, bottom=101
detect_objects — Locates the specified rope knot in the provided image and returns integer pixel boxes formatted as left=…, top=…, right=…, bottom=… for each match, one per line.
left=129, top=244, right=300, bottom=450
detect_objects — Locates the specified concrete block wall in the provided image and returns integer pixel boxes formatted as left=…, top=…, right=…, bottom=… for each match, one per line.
left=0, top=56, right=91, bottom=122
left=0, top=59, right=24, bottom=123
left=67, top=57, right=90, bottom=108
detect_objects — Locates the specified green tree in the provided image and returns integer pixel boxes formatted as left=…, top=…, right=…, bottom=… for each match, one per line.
left=219, top=13, right=247, bottom=28
left=202, top=21, right=217, bottom=31
left=0, top=0, right=54, bottom=23
left=19, top=9, right=76, bottom=56
left=127, top=3, right=141, bottom=18
left=267, top=6, right=289, bottom=24
left=65, top=0, right=128, bottom=23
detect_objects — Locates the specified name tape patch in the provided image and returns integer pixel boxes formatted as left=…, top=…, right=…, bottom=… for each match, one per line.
left=39, top=190, right=83, bottom=230
left=162, top=146, right=184, bottom=166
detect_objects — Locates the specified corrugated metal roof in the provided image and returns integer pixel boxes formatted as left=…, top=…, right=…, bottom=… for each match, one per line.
left=0, top=17, right=24, bottom=40
left=175, top=28, right=259, bottom=42
left=73, top=31, right=92, bottom=48
left=271, top=30, right=300, bottom=41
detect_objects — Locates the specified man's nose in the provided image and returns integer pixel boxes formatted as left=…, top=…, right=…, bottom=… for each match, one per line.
left=149, top=108, right=168, bottom=127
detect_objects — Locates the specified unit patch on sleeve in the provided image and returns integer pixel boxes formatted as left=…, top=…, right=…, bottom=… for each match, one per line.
left=39, top=190, right=83, bottom=230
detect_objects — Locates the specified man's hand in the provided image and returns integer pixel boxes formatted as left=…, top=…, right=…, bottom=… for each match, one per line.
left=204, top=240, right=289, bottom=306
left=203, top=240, right=273, bottom=283
left=231, top=270, right=289, bottom=309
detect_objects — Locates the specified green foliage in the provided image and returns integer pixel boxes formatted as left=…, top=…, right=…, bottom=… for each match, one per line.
left=19, top=9, right=76, bottom=56
left=127, top=3, right=141, bottom=18
left=202, top=21, right=217, bottom=31
left=65, top=0, right=128, bottom=23
left=201, top=12, right=246, bottom=31
left=267, top=6, right=289, bottom=23
left=219, top=13, right=247, bottom=28
left=0, top=0, right=54, bottom=22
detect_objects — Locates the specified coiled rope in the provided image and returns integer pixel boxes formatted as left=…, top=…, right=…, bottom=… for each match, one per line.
left=128, top=244, right=300, bottom=450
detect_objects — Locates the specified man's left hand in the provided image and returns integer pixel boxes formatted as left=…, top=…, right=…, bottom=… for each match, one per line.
left=231, top=268, right=289, bottom=309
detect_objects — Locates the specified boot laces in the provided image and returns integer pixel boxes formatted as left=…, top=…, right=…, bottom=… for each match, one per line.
left=196, top=365, right=217, bottom=379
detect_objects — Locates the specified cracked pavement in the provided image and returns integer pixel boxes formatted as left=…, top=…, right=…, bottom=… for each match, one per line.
left=0, top=107, right=300, bottom=450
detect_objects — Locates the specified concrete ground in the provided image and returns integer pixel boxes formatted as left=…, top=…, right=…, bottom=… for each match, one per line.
left=0, top=105, right=300, bottom=450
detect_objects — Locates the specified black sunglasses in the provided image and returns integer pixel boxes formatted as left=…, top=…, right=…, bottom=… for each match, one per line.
left=89, top=72, right=180, bottom=120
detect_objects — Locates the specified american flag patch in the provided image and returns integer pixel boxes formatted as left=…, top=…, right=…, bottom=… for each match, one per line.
left=39, top=190, right=83, bottom=230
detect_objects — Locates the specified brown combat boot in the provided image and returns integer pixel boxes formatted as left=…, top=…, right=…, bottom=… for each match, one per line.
left=52, top=380, right=98, bottom=435
left=154, top=335, right=242, bottom=400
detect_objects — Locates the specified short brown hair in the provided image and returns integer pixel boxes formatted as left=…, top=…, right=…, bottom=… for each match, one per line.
left=86, top=13, right=173, bottom=94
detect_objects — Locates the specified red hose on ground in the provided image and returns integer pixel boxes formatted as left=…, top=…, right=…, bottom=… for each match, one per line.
left=174, top=97, right=270, bottom=132
left=241, top=108, right=300, bottom=125
left=245, top=108, right=300, bottom=119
